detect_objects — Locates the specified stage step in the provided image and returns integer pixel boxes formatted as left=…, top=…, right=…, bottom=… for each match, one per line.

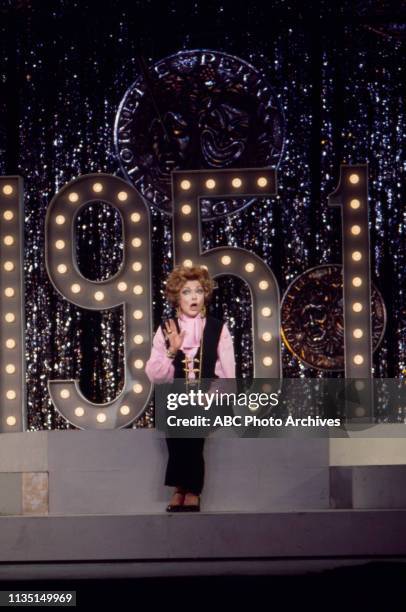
left=0, top=510, right=405, bottom=568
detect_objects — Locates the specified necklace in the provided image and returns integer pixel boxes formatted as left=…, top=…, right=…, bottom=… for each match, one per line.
left=181, top=327, right=204, bottom=391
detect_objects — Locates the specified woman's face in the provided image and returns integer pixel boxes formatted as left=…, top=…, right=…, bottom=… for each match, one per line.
left=178, top=280, right=205, bottom=317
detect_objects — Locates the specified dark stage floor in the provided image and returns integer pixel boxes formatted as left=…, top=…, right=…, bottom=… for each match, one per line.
left=0, top=561, right=405, bottom=610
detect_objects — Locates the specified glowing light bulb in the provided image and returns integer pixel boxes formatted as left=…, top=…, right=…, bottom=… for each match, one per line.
left=133, top=285, right=143, bottom=295
left=133, top=335, right=143, bottom=344
left=133, top=310, right=143, bottom=320
left=92, top=182, right=103, bottom=193
left=350, top=199, right=361, bottom=209
left=132, top=237, right=142, bottom=247
left=221, top=255, right=231, bottom=265
left=131, top=212, right=141, bottom=222
left=6, top=416, right=16, bottom=426
left=117, top=282, right=127, bottom=292
left=4, top=287, right=14, bottom=297
left=352, top=302, right=363, bottom=312
left=55, top=215, right=66, bottom=225
left=71, top=284, right=81, bottom=294
left=94, top=291, right=104, bottom=301
left=5, top=313, right=15, bottom=323
left=245, top=263, right=255, bottom=272
left=3, top=210, right=14, bottom=220
left=353, top=328, right=363, bottom=338
left=262, top=332, right=272, bottom=342
left=75, top=407, right=84, bottom=417
left=182, top=232, right=192, bottom=242
left=352, top=277, right=362, bottom=287
left=5, top=364, right=15, bottom=374
left=353, top=354, right=364, bottom=365
left=257, top=177, right=268, bottom=187
left=6, top=390, right=16, bottom=400
left=261, top=307, right=272, bottom=317
left=183, top=259, right=193, bottom=268
left=3, top=184, right=13, bottom=195
left=60, top=389, right=70, bottom=399
left=206, top=179, right=216, bottom=189
left=134, top=359, right=144, bottom=369
left=352, top=251, right=362, bottom=261
left=232, top=178, right=242, bottom=188
left=55, top=240, right=65, bottom=250
left=132, top=262, right=142, bottom=272
left=180, top=180, right=191, bottom=190
left=6, top=339, right=16, bottom=349
left=259, top=280, right=269, bottom=290
left=120, top=405, right=130, bottom=415
left=181, top=204, right=192, bottom=215
left=351, top=225, right=361, bottom=235
left=133, top=383, right=143, bottom=394
left=349, top=173, right=359, bottom=184
left=57, top=264, right=67, bottom=274
left=263, top=356, right=273, bottom=366
left=4, top=261, right=14, bottom=271
left=96, top=413, right=106, bottom=423
left=68, top=192, right=79, bottom=203
left=4, top=235, right=14, bottom=245
left=117, top=191, right=128, bottom=201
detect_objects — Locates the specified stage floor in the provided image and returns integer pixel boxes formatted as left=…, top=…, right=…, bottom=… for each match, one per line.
left=0, top=509, right=405, bottom=580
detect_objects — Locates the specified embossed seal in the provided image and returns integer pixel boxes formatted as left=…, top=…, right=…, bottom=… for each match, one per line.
left=114, top=50, right=284, bottom=219
left=281, top=264, right=386, bottom=370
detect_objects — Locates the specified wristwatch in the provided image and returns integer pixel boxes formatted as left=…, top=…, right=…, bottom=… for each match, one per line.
left=166, top=349, right=176, bottom=359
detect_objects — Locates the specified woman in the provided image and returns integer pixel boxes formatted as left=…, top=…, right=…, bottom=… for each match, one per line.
left=145, top=264, right=235, bottom=512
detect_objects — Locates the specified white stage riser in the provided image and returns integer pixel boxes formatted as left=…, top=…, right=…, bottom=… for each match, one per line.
left=1, top=431, right=406, bottom=514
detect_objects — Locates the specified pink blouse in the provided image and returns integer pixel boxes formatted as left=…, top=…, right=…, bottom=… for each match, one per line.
left=145, top=315, right=236, bottom=383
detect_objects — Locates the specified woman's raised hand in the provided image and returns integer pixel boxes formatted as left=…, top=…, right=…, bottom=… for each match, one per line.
left=163, top=319, right=186, bottom=354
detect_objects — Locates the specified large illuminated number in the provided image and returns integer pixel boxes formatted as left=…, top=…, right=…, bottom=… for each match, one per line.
left=0, top=177, right=25, bottom=432
left=328, top=164, right=372, bottom=377
left=45, top=174, right=152, bottom=429
left=329, top=164, right=374, bottom=424
left=172, top=168, right=281, bottom=378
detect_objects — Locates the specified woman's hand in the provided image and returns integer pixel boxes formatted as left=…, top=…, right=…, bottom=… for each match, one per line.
left=163, top=319, right=186, bottom=355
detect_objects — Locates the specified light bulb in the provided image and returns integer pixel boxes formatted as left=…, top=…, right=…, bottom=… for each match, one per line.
left=68, top=192, right=79, bottom=203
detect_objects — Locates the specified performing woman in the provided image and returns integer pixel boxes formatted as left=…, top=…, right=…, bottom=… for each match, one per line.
left=145, top=265, right=235, bottom=512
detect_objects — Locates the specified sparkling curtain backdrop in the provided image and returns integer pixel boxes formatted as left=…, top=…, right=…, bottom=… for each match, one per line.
left=0, top=1, right=405, bottom=430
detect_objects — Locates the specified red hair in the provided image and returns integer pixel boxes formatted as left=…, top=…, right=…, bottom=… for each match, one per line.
left=165, top=265, right=215, bottom=306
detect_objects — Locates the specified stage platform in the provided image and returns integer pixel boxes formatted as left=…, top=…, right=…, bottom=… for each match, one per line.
left=0, top=509, right=405, bottom=580
left=1, top=429, right=406, bottom=579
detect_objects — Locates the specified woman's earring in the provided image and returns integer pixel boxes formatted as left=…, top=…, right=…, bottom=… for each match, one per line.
left=200, top=304, right=206, bottom=318
left=176, top=306, right=181, bottom=318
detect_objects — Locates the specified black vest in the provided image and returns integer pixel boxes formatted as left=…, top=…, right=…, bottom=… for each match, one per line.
left=161, top=315, right=224, bottom=382
left=158, top=316, right=228, bottom=436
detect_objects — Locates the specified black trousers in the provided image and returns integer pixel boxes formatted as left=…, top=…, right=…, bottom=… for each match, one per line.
left=165, top=437, right=205, bottom=495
